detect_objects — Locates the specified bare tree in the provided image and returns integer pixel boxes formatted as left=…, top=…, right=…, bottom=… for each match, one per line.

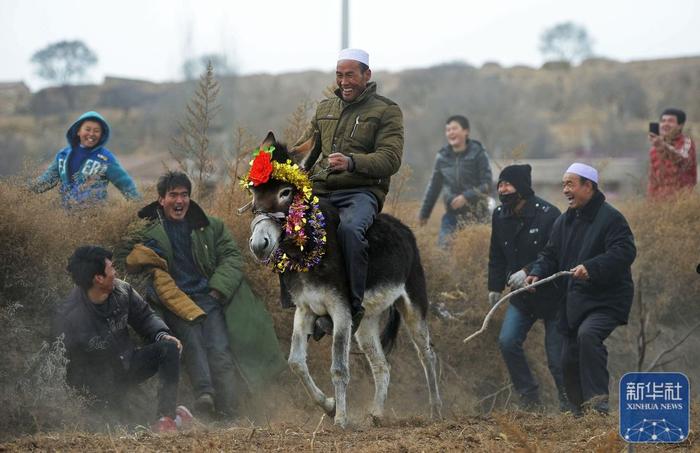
left=30, top=40, right=98, bottom=85
left=539, top=22, right=593, bottom=64
left=183, top=54, right=235, bottom=81
left=30, top=40, right=98, bottom=108
left=171, top=61, right=222, bottom=199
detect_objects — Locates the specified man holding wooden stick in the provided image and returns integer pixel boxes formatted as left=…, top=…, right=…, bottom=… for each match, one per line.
left=525, top=163, right=636, bottom=416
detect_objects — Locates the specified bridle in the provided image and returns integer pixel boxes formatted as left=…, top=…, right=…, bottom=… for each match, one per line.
left=250, top=209, right=286, bottom=231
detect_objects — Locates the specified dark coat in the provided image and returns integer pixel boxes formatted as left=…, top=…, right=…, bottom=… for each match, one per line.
left=53, top=280, right=169, bottom=398
left=488, top=195, right=563, bottom=319
left=419, top=140, right=492, bottom=220
left=530, top=191, right=636, bottom=332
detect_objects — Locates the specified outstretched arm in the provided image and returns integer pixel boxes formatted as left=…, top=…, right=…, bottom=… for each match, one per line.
left=106, top=157, right=140, bottom=200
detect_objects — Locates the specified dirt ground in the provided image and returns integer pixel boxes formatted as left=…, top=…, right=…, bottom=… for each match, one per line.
left=1, top=410, right=696, bottom=452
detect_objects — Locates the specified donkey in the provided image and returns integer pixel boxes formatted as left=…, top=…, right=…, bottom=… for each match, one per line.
left=246, top=133, right=442, bottom=428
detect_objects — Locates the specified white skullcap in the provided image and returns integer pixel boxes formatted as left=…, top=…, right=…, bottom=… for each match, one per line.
left=565, top=162, right=599, bottom=184
left=338, top=48, right=369, bottom=67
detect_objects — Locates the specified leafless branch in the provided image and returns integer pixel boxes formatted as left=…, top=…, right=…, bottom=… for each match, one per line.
left=463, top=271, right=573, bottom=344
left=645, top=320, right=700, bottom=371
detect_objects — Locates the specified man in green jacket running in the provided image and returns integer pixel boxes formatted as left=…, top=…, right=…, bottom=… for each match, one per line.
left=294, top=48, right=404, bottom=335
left=134, top=171, right=283, bottom=419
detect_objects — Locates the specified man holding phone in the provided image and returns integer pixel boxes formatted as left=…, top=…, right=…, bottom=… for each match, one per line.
left=647, top=108, right=696, bottom=199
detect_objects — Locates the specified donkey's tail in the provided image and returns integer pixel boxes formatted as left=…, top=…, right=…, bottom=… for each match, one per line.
left=381, top=304, right=401, bottom=355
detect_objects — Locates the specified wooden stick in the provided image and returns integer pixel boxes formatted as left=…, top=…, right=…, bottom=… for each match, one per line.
left=463, top=271, right=573, bottom=344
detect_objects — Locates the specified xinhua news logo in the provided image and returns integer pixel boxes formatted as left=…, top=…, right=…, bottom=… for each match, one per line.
left=619, top=372, right=689, bottom=443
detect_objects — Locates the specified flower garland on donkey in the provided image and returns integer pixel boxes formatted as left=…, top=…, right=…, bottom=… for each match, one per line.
left=240, top=146, right=327, bottom=273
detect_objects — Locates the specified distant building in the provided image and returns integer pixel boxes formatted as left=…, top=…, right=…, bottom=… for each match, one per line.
left=0, top=82, right=31, bottom=114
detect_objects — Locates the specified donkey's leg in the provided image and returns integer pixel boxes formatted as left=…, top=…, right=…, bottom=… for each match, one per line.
left=288, top=307, right=335, bottom=416
left=328, top=305, right=352, bottom=428
left=354, top=314, right=390, bottom=420
left=396, top=294, right=443, bottom=419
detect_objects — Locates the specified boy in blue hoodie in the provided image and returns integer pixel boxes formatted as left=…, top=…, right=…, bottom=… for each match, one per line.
left=31, top=111, right=140, bottom=207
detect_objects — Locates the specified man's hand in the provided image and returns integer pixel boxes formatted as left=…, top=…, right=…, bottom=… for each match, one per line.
left=209, top=289, right=223, bottom=301
left=524, top=275, right=540, bottom=292
left=488, top=291, right=501, bottom=306
left=649, top=133, right=664, bottom=150
left=450, top=194, right=467, bottom=210
left=160, top=334, right=182, bottom=352
left=328, top=153, right=352, bottom=172
left=507, top=269, right=527, bottom=289
left=570, top=264, right=589, bottom=280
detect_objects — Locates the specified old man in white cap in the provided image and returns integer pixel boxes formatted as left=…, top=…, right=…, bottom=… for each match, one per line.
left=293, top=48, right=404, bottom=339
left=525, top=163, right=636, bottom=416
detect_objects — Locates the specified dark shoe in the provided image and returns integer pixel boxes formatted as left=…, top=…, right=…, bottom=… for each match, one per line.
left=519, top=394, right=543, bottom=412
left=312, top=315, right=333, bottom=341
left=583, top=395, right=609, bottom=415
left=194, top=393, right=215, bottom=416
left=351, top=305, right=365, bottom=334
left=558, top=391, right=575, bottom=413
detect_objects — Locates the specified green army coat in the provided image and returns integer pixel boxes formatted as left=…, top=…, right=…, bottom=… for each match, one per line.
left=297, top=81, right=404, bottom=210
left=136, top=200, right=286, bottom=390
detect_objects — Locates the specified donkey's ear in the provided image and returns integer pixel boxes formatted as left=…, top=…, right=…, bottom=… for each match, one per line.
left=290, top=130, right=321, bottom=172
left=259, top=131, right=276, bottom=150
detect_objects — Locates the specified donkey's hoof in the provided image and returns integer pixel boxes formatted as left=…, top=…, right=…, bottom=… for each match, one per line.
left=322, top=397, right=336, bottom=417
left=333, top=416, right=348, bottom=429
left=430, top=404, right=444, bottom=420
left=369, top=413, right=383, bottom=427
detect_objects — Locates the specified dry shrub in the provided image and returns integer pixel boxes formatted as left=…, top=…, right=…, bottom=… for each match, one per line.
left=3, top=148, right=700, bottom=440
left=622, top=193, right=700, bottom=315
left=0, top=177, right=143, bottom=437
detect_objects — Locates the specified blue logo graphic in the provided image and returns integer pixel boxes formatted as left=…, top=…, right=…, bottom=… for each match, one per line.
left=619, top=372, right=689, bottom=443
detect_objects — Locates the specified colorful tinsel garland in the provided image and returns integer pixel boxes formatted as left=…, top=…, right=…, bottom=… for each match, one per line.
left=241, top=146, right=327, bottom=272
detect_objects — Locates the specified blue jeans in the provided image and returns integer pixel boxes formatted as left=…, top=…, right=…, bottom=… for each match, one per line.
left=164, top=294, right=237, bottom=415
left=498, top=304, right=565, bottom=403
left=438, top=210, right=465, bottom=248
left=438, top=203, right=488, bottom=248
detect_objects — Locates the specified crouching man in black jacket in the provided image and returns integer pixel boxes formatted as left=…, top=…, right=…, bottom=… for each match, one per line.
left=526, top=163, right=636, bottom=415
left=54, top=245, right=191, bottom=432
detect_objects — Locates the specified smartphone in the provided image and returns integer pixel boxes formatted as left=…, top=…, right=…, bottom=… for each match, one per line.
left=649, top=122, right=660, bottom=135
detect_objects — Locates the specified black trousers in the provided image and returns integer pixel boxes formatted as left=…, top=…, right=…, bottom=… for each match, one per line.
left=328, top=189, right=378, bottom=307
left=127, top=340, right=180, bottom=418
left=164, top=294, right=237, bottom=415
left=561, top=311, right=620, bottom=409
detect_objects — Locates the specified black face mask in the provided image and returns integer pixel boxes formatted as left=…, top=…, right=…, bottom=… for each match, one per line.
left=499, top=192, right=519, bottom=206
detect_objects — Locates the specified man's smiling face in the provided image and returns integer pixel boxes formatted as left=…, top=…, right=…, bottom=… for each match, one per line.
left=159, top=186, right=190, bottom=221
left=562, top=173, right=594, bottom=209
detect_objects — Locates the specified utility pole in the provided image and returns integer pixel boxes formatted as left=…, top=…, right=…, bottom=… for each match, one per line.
left=341, top=0, right=349, bottom=49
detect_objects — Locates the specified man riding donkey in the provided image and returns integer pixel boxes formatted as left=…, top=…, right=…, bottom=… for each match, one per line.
left=292, top=48, right=404, bottom=338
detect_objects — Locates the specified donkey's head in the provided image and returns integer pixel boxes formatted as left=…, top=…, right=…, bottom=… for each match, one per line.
left=247, top=131, right=318, bottom=262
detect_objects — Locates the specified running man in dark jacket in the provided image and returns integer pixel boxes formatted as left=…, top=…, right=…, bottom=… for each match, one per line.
left=419, top=115, right=492, bottom=247
left=53, top=246, right=190, bottom=432
left=488, top=164, right=568, bottom=411
left=526, top=163, right=636, bottom=415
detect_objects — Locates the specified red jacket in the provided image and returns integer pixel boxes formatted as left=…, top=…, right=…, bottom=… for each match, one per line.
left=648, top=134, right=697, bottom=199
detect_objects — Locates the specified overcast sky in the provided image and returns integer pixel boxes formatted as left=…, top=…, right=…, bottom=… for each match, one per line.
left=1, top=0, right=698, bottom=90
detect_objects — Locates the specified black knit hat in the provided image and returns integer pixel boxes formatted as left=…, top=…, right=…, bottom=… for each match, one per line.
left=498, top=164, right=534, bottom=197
